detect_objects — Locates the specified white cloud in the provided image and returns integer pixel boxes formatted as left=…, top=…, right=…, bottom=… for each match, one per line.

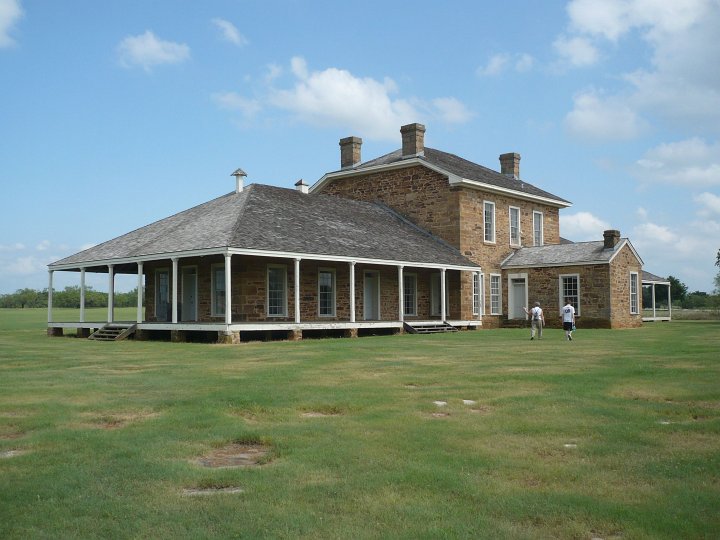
left=215, top=57, right=470, bottom=140
left=694, top=192, right=720, bottom=215
left=212, top=18, right=247, bottom=46
left=431, top=97, right=473, bottom=124
left=560, top=211, right=610, bottom=241
left=35, top=239, right=50, bottom=251
left=211, top=91, right=261, bottom=118
left=0, top=0, right=22, bottom=48
left=477, top=54, right=509, bottom=76
left=565, top=90, right=644, bottom=140
left=117, top=31, right=190, bottom=72
left=0, top=242, right=25, bottom=251
left=634, top=138, right=720, bottom=186
left=553, top=35, right=599, bottom=67
left=3, top=255, right=44, bottom=275
left=636, top=207, right=648, bottom=220
left=558, top=0, right=720, bottom=134
left=477, top=53, right=535, bottom=76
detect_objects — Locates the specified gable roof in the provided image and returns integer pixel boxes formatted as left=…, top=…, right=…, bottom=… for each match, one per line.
left=313, top=147, right=571, bottom=207
left=501, top=238, right=643, bottom=269
left=50, top=184, right=478, bottom=270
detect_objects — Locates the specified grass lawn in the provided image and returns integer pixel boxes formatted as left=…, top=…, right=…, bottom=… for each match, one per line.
left=1, top=309, right=719, bottom=539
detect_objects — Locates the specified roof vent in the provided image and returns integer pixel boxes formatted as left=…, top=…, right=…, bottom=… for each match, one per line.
left=231, top=168, right=247, bottom=193
left=295, top=179, right=309, bottom=194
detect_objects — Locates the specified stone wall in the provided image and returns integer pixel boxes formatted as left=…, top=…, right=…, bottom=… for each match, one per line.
left=143, top=255, right=468, bottom=323
left=319, top=163, right=561, bottom=324
left=608, top=244, right=643, bottom=328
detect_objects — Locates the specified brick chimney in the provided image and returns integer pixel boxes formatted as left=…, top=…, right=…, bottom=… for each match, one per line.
left=603, top=229, right=621, bottom=249
left=339, top=136, right=362, bottom=169
left=499, top=153, right=521, bottom=178
left=401, top=123, right=426, bottom=157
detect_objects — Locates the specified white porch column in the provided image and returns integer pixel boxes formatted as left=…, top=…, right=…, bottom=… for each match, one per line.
left=47, top=270, right=54, bottom=323
left=475, top=271, right=481, bottom=320
left=398, top=265, right=404, bottom=322
left=440, top=268, right=447, bottom=322
left=107, top=264, right=115, bottom=323
left=294, top=258, right=301, bottom=324
left=79, top=268, right=86, bottom=323
left=652, top=283, right=656, bottom=319
left=224, top=254, right=232, bottom=326
left=137, top=262, right=143, bottom=324
left=171, top=258, right=178, bottom=324
left=349, top=261, right=356, bottom=323
left=668, top=284, right=672, bottom=319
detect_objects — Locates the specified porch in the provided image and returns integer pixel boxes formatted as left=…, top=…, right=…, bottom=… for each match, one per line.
left=47, top=247, right=482, bottom=342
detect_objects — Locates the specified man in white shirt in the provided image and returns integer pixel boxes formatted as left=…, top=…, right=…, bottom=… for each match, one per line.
left=561, top=298, right=576, bottom=341
left=523, top=302, right=545, bottom=340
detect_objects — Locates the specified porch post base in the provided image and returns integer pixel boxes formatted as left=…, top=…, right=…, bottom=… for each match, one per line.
left=393, top=326, right=404, bottom=335
left=344, top=328, right=358, bottom=338
left=218, top=331, right=240, bottom=344
left=134, top=329, right=149, bottom=341
left=171, top=330, right=186, bottom=343
left=47, top=327, right=63, bottom=337
left=288, top=329, right=303, bottom=341
left=76, top=328, right=90, bottom=338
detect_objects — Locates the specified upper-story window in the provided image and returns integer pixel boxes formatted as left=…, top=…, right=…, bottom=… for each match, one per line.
left=484, top=201, right=496, bottom=243
left=533, top=211, right=544, bottom=246
left=509, top=206, right=521, bottom=247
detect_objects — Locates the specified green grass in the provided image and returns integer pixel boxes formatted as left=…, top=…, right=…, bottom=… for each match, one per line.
left=1, top=309, right=719, bottom=539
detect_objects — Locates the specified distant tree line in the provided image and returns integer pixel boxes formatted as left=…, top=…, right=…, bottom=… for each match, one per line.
left=667, top=275, right=720, bottom=310
left=0, top=286, right=142, bottom=309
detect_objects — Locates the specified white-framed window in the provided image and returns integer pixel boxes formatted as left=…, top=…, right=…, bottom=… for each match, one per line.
left=490, top=274, right=501, bottom=315
left=559, top=274, right=580, bottom=316
left=480, top=272, right=485, bottom=315
left=630, top=271, right=639, bottom=314
left=318, top=268, right=336, bottom=317
left=155, top=268, right=170, bottom=322
left=472, top=272, right=481, bottom=315
left=533, top=211, right=544, bottom=246
left=484, top=201, right=496, bottom=243
left=210, top=263, right=225, bottom=317
left=403, top=273, right=417, bottom=316
left=509, top=206, right=521, bottom=247
left=267, top=264, right=287, bottom=317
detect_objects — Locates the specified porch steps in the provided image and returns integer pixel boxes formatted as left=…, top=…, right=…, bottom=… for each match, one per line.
left=88, top=323, right=137, bottom=341
left=404, top=322, right=458, bottom=334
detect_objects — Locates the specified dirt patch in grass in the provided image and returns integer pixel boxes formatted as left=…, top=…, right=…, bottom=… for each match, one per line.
left=0, top=411, right=28, bottom=418
left=431, top=412, right=450, bottom=418
left=469, top=405, right=492, bottom=414
left=194, top=441, right=272, bottom=468
left=77, top=411, right=159, bottom=430
left=182, top=486, right=244, bottom=496
left=0, top=449, right=28, bottom=459
left=0, top=425, right=26, bottom=440
left=300, top=405, right=346, bottom=418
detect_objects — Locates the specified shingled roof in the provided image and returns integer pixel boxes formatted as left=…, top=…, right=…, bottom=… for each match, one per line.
left=319, top=147, right=570, bottom=206
left=50, top=184, right=478, bottom=269
left=502, top=238, right=642, bottom=268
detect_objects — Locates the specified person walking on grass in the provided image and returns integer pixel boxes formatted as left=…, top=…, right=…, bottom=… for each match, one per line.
left=561, top=298, right=576, bottom=341
left=523, top=301, right=545, bottom=340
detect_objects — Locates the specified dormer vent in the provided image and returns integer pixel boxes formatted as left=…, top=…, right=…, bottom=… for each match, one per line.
left=295, top=179, right=309, bottom=194
left=231, top=168, right=247, bottom=193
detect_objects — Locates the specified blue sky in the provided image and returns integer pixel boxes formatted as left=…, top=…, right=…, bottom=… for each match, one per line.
left=1, top=0, right=719, bottom=294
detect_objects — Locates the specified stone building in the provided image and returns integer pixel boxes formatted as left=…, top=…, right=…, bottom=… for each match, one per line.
left=47, top=123, right=644, bottom=341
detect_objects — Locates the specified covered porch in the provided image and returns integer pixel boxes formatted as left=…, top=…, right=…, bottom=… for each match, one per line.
left=47, top=247, right=481, bottom=342
left=642, top=270, right=671, bottom=322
